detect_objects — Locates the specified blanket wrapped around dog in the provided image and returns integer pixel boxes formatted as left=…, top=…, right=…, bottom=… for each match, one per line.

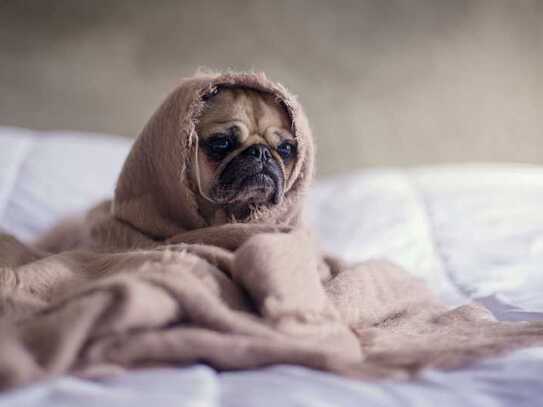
left=1, top=72, right=542, bottom=391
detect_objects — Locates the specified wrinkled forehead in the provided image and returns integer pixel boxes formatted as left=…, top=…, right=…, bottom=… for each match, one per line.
left=197, top=87, right=293, bottom=137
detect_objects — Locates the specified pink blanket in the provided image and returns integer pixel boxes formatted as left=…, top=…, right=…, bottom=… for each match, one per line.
left=1, top=72, right=542, bottom=390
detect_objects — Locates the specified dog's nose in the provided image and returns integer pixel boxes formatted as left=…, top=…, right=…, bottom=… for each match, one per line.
left=243, top=144, right=272, bottom=162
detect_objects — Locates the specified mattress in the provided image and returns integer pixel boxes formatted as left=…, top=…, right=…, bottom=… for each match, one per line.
left=1, top=126, right=542, bottom=406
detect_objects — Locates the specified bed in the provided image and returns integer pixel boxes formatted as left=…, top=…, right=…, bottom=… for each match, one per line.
left=1, top=126, right=542, bottom=406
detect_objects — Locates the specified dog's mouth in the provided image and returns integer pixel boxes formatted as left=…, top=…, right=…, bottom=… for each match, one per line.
left=210, top=156, right=285, bottom=207
left=240, top=171, right=275, bottom=191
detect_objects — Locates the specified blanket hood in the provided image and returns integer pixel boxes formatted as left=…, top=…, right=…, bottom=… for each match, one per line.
left=112, top=72, right=315, bottom=239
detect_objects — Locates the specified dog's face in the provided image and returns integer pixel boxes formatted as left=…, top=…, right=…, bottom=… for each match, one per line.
left=195, top=87, right=297, bottom=220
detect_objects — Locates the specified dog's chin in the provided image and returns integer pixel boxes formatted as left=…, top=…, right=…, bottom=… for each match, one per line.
left=238, top=173, right=276, bottom=200
left=212, top=173, right=278, bottom=204
left=210, top=172, right=283, bottom=220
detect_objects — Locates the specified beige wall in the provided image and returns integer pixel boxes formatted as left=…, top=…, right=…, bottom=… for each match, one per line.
left=1, top=0, right=542, bottom=175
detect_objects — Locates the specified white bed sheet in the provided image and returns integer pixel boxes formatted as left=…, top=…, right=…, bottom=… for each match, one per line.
left=1, top=126, right=542, bottom=406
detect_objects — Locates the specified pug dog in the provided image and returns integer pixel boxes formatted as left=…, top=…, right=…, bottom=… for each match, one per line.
left=194, top=87, right=298, bottom=222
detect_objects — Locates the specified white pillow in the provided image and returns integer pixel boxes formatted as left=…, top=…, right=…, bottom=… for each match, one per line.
left=0, top=127, right=131, bottom=241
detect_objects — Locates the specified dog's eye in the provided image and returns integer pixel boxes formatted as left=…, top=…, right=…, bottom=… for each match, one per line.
left=277, top=141, right=297, bottom=161
left=208, top=135, right=233, bottom=151
left=204, top=133, right=238, bottom=160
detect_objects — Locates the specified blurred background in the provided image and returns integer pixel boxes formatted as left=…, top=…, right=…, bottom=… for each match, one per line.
left=1, top=0, right=542, bottom=176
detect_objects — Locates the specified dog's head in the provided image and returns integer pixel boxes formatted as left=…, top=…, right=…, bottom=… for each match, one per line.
left=113, top=72, right=314, bottom=237
left=194, top=87, right=297, bottom=220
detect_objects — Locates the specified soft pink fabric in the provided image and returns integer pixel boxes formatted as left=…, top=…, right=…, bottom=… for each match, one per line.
left=1, top=72, right=542, bottom=391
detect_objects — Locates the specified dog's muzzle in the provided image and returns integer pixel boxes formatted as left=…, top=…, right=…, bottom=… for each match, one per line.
left=214, top=144, right=285, bottom=204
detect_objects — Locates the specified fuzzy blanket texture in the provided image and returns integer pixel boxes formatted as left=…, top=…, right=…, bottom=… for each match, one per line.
left=1, top=72, right=542, bottom=391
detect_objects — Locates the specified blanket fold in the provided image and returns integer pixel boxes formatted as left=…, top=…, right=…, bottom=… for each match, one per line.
left=1, top=71, right=542, bottom=391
